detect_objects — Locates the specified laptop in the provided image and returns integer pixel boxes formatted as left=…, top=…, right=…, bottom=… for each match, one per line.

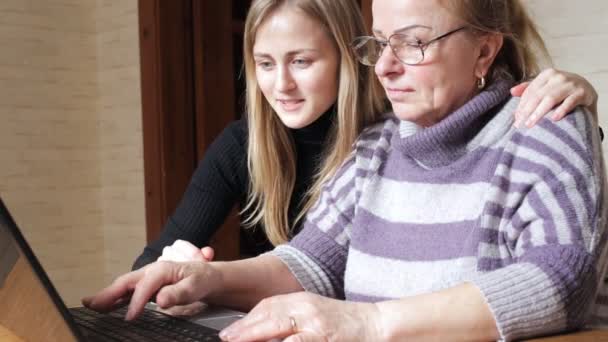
left=0, top=197, right=244, bottom=341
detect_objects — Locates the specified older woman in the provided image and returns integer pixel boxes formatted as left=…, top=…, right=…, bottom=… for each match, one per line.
left=85, top=0, right=606, bottom=341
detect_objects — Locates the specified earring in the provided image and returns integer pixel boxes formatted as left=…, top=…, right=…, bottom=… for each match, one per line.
left=477, top=76, right=486, bottom=89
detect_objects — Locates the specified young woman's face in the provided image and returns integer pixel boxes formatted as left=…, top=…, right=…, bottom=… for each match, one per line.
left=253, top=6, right=340, bottom=129
left=372, top=0, right=482, bottom=126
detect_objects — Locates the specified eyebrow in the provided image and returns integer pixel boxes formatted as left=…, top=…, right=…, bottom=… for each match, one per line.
left=253, top=49, right=318, bottom=58
left=372, top=24, right=432, bottom=36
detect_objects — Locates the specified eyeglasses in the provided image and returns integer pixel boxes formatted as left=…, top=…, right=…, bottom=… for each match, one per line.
left=351, top=26, right=468, bottom=66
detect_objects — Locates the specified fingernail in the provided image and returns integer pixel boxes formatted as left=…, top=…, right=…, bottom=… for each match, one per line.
left=219, top=329, right=234, bottom=340
left=525, top=113, right=538, bottom=127
left=513, top=118, right=521, bottom=128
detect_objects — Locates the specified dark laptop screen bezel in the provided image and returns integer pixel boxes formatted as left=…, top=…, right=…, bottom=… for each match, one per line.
left=0, top=198, right=85, bottom=341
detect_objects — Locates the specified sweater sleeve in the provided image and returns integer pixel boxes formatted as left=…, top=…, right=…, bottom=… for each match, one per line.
left=470, top=111, right=608, bottom=341
left=270, top=152, right=359, bottom=299
left=132, top=120, right=249, bottom=270
left=269, top=121, right=394, bottom=299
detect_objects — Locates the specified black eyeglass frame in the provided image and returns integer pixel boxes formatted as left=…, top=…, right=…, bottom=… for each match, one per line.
left=352, top=26, right=468, bottom=66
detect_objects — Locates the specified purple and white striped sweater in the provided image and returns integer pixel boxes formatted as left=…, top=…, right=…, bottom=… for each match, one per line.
left=271, top=80, right=608, bottom=340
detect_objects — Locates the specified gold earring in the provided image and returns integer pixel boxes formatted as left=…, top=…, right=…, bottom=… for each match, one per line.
left=477, top=76, right=486, bottom=89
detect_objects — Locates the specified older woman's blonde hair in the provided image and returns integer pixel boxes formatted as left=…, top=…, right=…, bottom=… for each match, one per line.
left=242, top=0, right=386, bottom=245
left=444, top=0, right=551, bottom=84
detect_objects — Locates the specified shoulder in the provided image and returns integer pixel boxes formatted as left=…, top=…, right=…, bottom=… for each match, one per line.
left=355, top=114, right=399, bottom=151
left=348, top=114, right=399, bottom=174
left=223, top=118, right=249, bottom=143
left=203, top=118, right=249, bottom=156
left=508, top=105, right=602, bottom=180
left=191, top=118, right=249, bottom=183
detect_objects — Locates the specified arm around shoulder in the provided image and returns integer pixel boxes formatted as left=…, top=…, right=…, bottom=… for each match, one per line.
left=470, top=111, right=608, bottom=340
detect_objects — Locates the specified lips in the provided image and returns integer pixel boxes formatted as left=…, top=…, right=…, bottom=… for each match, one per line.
left=385, top=86, right=414, bottom=100
left=386, top=87, right=414, bottom=93
left=277, top=99, right=304, bottom=112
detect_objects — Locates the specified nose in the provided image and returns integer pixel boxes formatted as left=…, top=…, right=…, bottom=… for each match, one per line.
left=374, top=45, right=404, bottom=79
left=275, top=65, right=296, bottom=92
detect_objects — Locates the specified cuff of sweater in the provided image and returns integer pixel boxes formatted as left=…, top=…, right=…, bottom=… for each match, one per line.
left=267, top=245, right=337, bottom=298
left=469, top=263, right=567, bottom=341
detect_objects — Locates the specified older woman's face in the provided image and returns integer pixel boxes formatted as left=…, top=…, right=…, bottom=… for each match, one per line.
left=372, top=0, right=482, bottom=126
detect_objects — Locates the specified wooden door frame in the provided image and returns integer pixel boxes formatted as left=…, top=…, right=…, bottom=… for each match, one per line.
left=361, top=0, right=372, bottom=31
left=138, top=0, right=238, bottom=259
left=138, top=0, right=197, bottom=243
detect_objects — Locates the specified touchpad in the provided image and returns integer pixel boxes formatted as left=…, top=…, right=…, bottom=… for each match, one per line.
left=195, top=314, right=245, bottom=330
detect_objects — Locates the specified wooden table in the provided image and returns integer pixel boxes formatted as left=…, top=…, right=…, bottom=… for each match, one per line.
left=527, top=329, right=608, bottom=341
left=1, top=321, right=608, bottom=341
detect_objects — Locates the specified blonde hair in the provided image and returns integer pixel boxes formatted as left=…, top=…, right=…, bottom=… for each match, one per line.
left=444, top=0, right=551, bottom=83
left=242, top=0, right=385, bottom=245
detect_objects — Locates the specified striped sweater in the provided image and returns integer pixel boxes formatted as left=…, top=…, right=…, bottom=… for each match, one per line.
left=271, top=80, right=608, bottom=340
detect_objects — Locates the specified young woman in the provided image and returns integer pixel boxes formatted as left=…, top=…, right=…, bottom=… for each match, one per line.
left=132, top=0, right=599, bottom=270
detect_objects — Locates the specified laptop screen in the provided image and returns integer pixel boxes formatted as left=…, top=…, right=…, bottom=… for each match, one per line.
left=0, top=199, right=82, bottom=341
left=1, top=198, right=243, bottom=341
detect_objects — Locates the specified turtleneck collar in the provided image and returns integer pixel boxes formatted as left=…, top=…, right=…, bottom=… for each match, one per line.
left=393, top=79, right=514, bottom=168
left=290, top=104, right=336, bottom=145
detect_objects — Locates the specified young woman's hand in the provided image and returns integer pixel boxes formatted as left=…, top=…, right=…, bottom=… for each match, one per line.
left=511, top=68, right=598, bottom=128
left=157, top=239, right=215, bottom=263
left=218, top=292, right=381, bottom=342
left=154, top=240, right=215, bottom=316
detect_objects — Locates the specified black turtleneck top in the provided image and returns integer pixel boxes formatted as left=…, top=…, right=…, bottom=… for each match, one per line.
left=132, top=108, right=335, bottom=270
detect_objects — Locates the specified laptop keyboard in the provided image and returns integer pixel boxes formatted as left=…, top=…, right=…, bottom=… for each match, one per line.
left=71, top=306, right=221, bottom=341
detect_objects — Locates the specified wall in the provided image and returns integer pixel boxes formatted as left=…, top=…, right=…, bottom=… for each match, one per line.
left=95, top=0, right=145, bottom=293
left=527, top=0, right=608, bottom=141
left=0, top=0, right=144, bottom=306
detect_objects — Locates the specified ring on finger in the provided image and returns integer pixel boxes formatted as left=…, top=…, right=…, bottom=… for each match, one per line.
left=289, top=316, right=297, bottom=333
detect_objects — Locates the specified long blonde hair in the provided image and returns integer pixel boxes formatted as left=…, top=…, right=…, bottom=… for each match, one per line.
left=242, top=0, right=385, bottom=245
left=444, top=0, right=551, bottom=83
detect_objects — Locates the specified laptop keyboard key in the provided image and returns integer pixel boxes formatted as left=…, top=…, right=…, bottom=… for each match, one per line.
left=70, top=306, right=221, bottom=341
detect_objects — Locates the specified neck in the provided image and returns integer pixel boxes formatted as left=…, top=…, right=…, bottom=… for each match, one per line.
left=290, top=104, right=336, bottom=145
left=393, top=80, right=514, bottom=168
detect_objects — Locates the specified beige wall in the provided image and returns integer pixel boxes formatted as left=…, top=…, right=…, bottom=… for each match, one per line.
left=95, top=0, right=145, bottom=295
left=0, top=0, right=144, bottom=306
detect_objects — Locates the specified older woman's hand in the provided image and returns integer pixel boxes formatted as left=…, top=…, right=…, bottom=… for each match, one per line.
left=511, top=68, right=598, bottom=128
left=82, top=261, right=220, bottom=321
left=157, top=239, right=215, bottom=263
left=218, top=292, right=381, bottom=342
